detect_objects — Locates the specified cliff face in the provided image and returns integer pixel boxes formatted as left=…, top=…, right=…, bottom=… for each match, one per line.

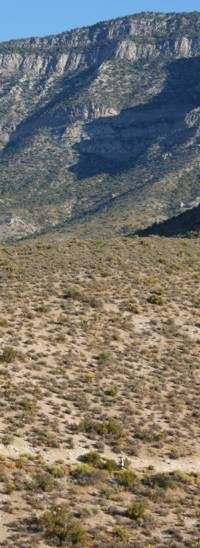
left=1, top=12, right=200, bottom=240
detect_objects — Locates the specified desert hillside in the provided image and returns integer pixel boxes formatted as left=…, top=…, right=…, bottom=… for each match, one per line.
left=0, top=235, right=199, bottom=546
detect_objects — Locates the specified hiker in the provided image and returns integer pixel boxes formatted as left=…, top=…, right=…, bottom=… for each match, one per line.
left=119, top=456, right=125, bottom=469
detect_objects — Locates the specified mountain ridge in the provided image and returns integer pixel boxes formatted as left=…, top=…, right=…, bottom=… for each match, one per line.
left=1, top=11, right=200, bottom=241
left=2, top=11, right=200, bottom=46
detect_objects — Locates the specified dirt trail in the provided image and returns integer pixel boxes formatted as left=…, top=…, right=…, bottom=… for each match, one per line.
left=0, top=439, right=199, bottom=473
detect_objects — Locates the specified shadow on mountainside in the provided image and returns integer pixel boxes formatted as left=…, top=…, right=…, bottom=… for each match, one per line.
left=2, top=55, right=200, bottom=186
left=134, top=204, right=200, bottom=237
left=1, top=64, right=102, bottom=155
left=70, top=56, right=200, bottom=179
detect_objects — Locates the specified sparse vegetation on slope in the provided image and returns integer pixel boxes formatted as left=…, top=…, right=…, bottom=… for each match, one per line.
left=0, top=235, right=199, bottom=546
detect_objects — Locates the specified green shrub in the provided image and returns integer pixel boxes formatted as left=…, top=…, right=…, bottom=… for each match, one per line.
left=0, top=319, right=9, bottom=327
left=83, top=373, right=94, bottom=384
left=147, top=294, right=164, bottom=305
left=115, top=469, right=137, bottom=490
left=145, top=472, right=178, bottom=490
left=104, top=386, right=118, bottom=397
left=112, top=525, right=129, bottom=542
left=35, top=428, right=59, bottom=448
left=1, top=346, right=17, bottom=363
left=46, top=464, right=66, bottom=478
left=28, top=472, right=57, bottom=492
left=101, top=458, right=118, bottom=471
left=36, top=304, right=49, bottom=314
left=37, top=504, right=86, bottom=545
left=81, top=451, right=101, bottom=466
left=2, top=434, right=14, bottom=446
left=63, top=287, right=81, bottom=300
left=63, top=288, right=101, bottom=308
left=97, top=351, right=112, bottom=365
left=81, top=452, right=118, bottom=472
left=19, top=398, right=37, bottom=415
left=81, top=418, right=123, bottom=440
left=101, top=486, right=119, bottom=499
left=128, top=303, right=140, bottom=313
left=127, top=500, right=147, bottom=521
left=71, top=464, right=106, bottom=485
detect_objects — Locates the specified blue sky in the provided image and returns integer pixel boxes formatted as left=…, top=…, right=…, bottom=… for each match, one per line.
left=1, top=0, right=200, bottom=42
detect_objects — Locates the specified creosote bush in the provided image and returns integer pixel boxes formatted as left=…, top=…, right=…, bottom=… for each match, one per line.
left=37, top=504, right=87, bottom=545
left=147, top=294, right=164, bottom=305
left=144, top=472, right=179, bottom=490
left=63, top=287, right=101, bottom=308
left=115, top=469, right=137, bottom=489
left=127, top=500, right=147, bottom=521
left=71, top=463, right=107, bottom=485
left=81, top=452, right=118, bottom=471
left=28, top=472, right=57, bottom=492
left=81, top=418, right=123, bottom=440
left=0, top=346, right=17, bottom=363
left=81, top=451, right=101, bottom=467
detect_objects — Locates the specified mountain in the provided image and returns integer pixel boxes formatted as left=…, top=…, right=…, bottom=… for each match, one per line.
left=136, top=203, right=200, bottom=236
left=1, top=12, right=200, bottom=241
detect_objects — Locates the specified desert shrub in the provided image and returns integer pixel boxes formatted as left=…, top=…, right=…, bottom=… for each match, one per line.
left=144, top=472, right=178, bottom=490
left=34, top=428, right=59, bottom=448
left=151, top=287, right=165, bottom=295
left=4, top=481, right=17, bottom=494
left=36, top=304, right=49, bottom=313
left=99, top=270, right=112, bottom=277
left=81, top=418, right=123, bottom=440
left=28, top=472, right=57, bottom=492
left=97, top=351, right=112, bottom=365
left=128, top=303, right=140, bottom=313
left=37, top=504, right=86, bottom=545
left=82, top=452, right=118, bottom=471
left=81, top=451, right=101, bottom=467
left=104, top=386, right=118, bottom=397
left=101, top=458, right=118, bottom=471
left=83, top=373, right=94, bottom=384
left=63, top=287, right=82, bottom=300
left=46, top=464, right=66, bottom=478
left=127, top=499, right=147, bottom=521
left=112, top=525, right=129, bottom=542
left=101, top=486, right=119, bottom=499
left=0, top=346, right=17, bottom=363
left=55, top=334, right=66, bottom=343
left=71, top=464, right=107, bottom=485
left=85, top=295, right=102, bottom=308
left=63, top=288, right=101, bottom=308
left=147, top=294, right=164, bottom=305
left=194, top=295, right=200, bottom=307
left=2, top=434, right=14, bottom=446
left=17, top=454, right=34, bottom=468
left=19, top=398, right=37, bottom=415
left=115, top=469, right=137, bottom=490
left=0, top=319, right=9, bottom=327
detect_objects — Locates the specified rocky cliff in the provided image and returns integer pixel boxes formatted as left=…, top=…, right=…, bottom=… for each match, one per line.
left=1, top=12, right=200, bottom=240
